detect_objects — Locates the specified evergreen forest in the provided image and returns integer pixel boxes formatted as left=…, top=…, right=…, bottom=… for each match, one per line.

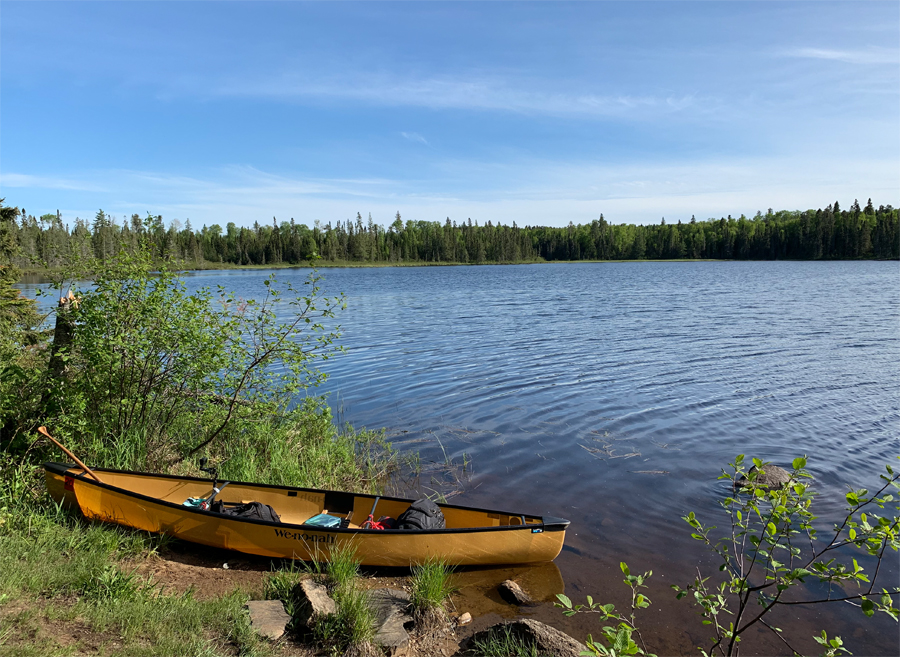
left=3, top=198, right=898, bottom=271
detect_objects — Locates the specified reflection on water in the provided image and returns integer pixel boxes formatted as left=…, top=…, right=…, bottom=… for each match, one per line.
left=17, top=261, right=900, bottom=655
left=452, top=561, right=565, bottom=612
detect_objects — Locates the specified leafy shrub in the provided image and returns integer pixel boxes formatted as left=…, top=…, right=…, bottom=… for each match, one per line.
left=43, top=247, right=345, bottom=469
left=559, top=456, right=900, bottom=657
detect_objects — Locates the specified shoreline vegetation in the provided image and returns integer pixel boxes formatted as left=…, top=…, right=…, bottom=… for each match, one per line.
left=3, top=199, right=898, bottom=279
left=0, top=195, right=404, bottom=654
left=2, top=197, right=898, bottom=656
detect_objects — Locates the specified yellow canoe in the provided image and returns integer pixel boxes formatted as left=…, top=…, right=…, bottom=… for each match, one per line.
left=44, top=462, right=569, bottom=567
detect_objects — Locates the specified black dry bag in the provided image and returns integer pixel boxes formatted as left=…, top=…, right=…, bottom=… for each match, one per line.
left=396, top=498, right=445, bottom=530
left=210, top=500, right=281, bottom=524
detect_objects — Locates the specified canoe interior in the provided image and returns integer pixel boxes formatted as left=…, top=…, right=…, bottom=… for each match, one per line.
left=46, top=464, right=546, bottom=531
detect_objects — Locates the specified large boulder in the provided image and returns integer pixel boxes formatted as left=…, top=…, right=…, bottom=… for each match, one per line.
left=736, top=463, right=792, bottom=489
left=466, top=619, right=587, bottom=657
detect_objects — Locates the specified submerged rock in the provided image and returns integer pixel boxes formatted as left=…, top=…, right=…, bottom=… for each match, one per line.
left=245, top=599, right=291, bottom=641
left=498, top=579, right=534, bottom=606
left=737, top=463, right=792, bottom=489
left=466, top=619, right=587, bottom=657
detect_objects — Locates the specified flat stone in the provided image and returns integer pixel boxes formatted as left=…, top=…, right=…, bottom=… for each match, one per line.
left=368, top=588, right=412, bottom=650
left=498, top=579, right=533, bottom=606
left=294, top=578, right=337, bottom=628
left=456, top=612, right=472, bottom=627
left=737, top=463, right=792, bottom=489
left=245, top=600, right=291, bottom=641
left=467, top=619, right=587, bottom=657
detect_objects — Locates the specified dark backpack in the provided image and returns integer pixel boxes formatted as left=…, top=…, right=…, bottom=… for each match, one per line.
left=396, top=498, right=445, bottom=530
left=210, top=500, right=281, bottom=524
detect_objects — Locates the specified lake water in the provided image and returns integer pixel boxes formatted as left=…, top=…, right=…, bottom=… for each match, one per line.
left=20, top=261, right=900, bottom=654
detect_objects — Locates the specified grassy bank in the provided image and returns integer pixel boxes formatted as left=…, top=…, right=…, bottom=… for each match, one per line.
left=0, top=457, right=260, bottom=656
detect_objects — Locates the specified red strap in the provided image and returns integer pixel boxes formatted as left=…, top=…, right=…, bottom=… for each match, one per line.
left=362, top=514, right=385, bottom=530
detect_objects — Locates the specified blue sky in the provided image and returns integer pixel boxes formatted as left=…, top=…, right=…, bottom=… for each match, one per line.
left=1, top=1, right=897, bottom=229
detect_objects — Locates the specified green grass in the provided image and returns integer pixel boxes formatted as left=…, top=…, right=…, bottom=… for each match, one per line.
left=0, top=528, right=265, bottom=656
left=318, top=584, right=376, bottom=653
left=0, top=587, right=262, bottom=657
left=324, top=543, right=363, bottom=591
left=263, top=544, right=378, bottom=655
left=410, top=557, right=456, bottom=619
left=469, top=627, right=552, bottom=657
left=318, top=544, right=377, bottom=654
left=263, top=561, right=307, bottom=618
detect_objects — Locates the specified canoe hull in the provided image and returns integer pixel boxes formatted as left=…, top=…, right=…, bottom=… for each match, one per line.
left=44, top=464, right=567, bottom=567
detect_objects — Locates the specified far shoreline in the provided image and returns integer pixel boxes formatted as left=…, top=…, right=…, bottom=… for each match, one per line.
left=20, top=256, right=900, bottom=284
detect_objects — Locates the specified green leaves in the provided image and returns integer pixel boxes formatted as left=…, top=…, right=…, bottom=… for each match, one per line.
left=566, top=455, right=900, bottom=657
left=814, top=631, right=850, bottom=656
left=557, top=563, right=655, bottom=656
left=669, top=454, right=900, bottom=656
left=860, top=598, right=874, bottom=617
left=44, top=247, right=347, bottom=469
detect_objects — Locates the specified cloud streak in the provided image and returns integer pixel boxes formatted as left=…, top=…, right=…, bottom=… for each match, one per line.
left=401, top=132, right=429, bottom=145
left=213, top=70, right=708, bottom=119
left=0, top=172, right=107, bottom=193
left=784, top=47, right=898, bottom=65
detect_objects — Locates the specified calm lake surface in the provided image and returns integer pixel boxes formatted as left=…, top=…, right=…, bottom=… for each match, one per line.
left=21, top=261, right=900, bottom=654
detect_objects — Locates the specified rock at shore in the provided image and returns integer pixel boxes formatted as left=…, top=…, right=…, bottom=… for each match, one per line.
left=466, top=619, right=587, bottom=657
left=294, top=578, right=337, bottom=628
left=368, top=588, right=413, bottom=651
left=245, top=599, right=291, bottom=641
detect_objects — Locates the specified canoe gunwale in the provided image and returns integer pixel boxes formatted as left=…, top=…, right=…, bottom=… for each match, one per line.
left=43, top=462, right=570, bottom=535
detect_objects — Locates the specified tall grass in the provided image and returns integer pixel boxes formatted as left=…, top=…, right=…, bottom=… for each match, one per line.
left=322, top=544, right=377, bottom=654
left=217, top=399, right=393, bottom=492
left=262, top=543, right=376, bottom=656
left=410, top=557, right=456, bottom=624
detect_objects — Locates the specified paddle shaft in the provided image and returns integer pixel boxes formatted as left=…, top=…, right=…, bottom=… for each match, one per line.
left=37, top=426, right=103, bottom=483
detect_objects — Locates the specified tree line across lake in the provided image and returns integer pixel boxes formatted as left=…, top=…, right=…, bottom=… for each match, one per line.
left=4, top=198, right=898, bottom=271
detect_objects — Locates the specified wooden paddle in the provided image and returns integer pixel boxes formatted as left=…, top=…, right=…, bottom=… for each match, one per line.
left=37, top=426, right=103, bottom=483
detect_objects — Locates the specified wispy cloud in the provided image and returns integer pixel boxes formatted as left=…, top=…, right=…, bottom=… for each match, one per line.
left=0, top=172, right=107, bottom=193
left=784, top=47, right=897, bottom=65
left=401, top=131, right=429, bottom=145
left=213, top=71, right=707, bottom=118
